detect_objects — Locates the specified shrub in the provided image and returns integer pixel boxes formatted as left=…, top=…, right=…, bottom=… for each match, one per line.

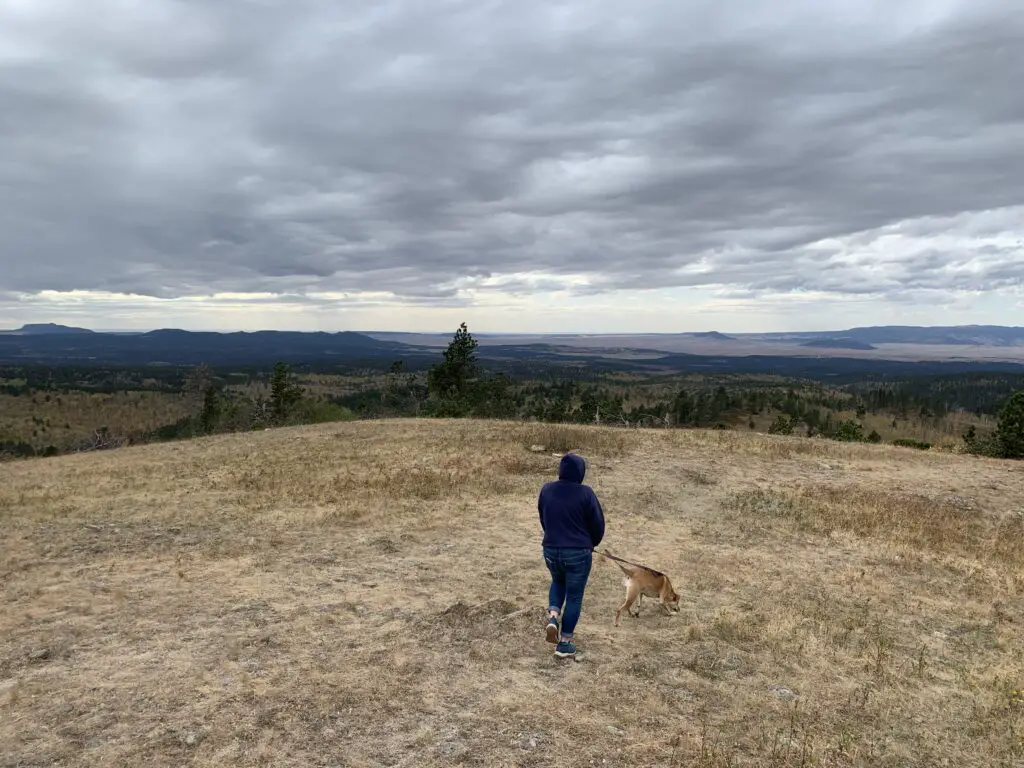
left=296, top=400, right=356, bottom=425
left=893, top=438, right=931, bottom=450
left=0, top=441, right=36, bottom=459
left=962, top=425, right=1002, bottom=458
left=833, top=419, right=865, bottom=442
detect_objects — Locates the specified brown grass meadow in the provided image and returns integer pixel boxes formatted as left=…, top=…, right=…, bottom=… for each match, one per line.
left=1, top=419, right=1023, bottom=766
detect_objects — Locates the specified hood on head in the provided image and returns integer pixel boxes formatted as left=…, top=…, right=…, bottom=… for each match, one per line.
left=558, top=453, right=586, bottom=483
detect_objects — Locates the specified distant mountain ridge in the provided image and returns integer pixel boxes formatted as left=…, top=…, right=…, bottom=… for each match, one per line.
left=747, top=325, right=1024, bottom=347
left=798, top=338, right=877, bottom=351
left=688, top=331, right=736, bottom=341
left=0, top=328, right=414, bottom=366
left=0, top=323, right=96, bottom=335
left=3, top=323, right=1022, bottom=346
left=1, top=323, right=1023, bottom=367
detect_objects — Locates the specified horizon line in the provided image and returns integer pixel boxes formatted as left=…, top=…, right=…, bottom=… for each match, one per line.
left=2, top=322, right=1023, bottom=337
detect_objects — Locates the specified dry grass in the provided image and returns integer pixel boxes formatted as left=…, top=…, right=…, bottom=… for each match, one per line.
left=725, top=485, right=1024, bottom=566
left=2, top=418, right=1023, bottom=767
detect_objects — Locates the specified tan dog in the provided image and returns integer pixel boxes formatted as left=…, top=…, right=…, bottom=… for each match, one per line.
left=600, top=550, right=681, bottom=626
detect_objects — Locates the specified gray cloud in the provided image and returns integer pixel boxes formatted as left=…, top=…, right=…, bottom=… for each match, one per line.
left=1, top=0, right=1022, bottom=307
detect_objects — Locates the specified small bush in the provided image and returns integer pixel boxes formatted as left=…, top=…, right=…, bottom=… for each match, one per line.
left=767, top=415, right=794, bottom=435
left=962, top=425, right=1002, bottom=458
left=148, top=416, right=198, bottom=442
left=893, top=438, right=931, bottom=450
left=296, top=400, right=356, bottom=425
left=0, top=441, right=36, bottom=460
left=833, top=419, right=865, bottom=442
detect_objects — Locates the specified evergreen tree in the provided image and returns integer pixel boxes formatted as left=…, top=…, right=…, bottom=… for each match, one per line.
left=270, top=362, right=303, bottom=422
left=427, top=323, right=479, bottom=403
left=199, top=384, right=222, bottom=434
left=995, top=390, right=1024, bottom=459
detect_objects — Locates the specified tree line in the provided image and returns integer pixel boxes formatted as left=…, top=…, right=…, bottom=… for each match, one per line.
left=323, top=323, right=1024, bottom=458
left=175, top=323, right=1024, bottom=459
left=4, top=322, right=1024, bottom=460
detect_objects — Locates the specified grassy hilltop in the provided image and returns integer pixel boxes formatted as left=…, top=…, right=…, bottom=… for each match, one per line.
left=1, top=419, right=1023, bottom=766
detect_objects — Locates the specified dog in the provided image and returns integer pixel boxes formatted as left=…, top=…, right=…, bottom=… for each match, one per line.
left=600, top=549, right=681, bottom=626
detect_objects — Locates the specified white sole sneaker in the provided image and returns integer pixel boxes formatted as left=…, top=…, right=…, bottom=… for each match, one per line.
left=545, top=622, right=559, bottom=644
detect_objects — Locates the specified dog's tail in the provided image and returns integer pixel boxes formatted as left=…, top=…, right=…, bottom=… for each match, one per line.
left=595, top=548, right=637, bottom=575
left=594, top=548, right=664, bottom=578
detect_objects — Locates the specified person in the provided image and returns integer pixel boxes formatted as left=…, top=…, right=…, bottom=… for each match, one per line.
left=538, top=452, right=605, bottom=658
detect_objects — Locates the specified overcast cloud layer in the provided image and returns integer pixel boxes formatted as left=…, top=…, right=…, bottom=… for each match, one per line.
left=1, top=0, right=1022, bottom=331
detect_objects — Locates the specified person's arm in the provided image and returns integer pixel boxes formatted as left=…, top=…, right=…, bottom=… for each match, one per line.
left=538, top=488, right=546, bottom=531
left=586, top=488, right=605, bottom=547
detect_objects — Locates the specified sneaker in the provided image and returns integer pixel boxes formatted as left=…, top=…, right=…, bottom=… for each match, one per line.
left=545, top=616, right=560, bottom=644
left=554, top=640, right=577, bottom=658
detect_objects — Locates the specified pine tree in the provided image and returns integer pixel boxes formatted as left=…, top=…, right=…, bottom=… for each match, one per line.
left=427, top=323, right=479, bottom=402
left=199, top=385, right=222, bottom=434
left=995, top=390, right=1024, bottom=459
left=270, top=362, right=303, bottom=422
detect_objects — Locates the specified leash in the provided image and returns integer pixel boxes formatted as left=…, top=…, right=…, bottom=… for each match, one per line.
left=592, top=548, right=664, bottom=577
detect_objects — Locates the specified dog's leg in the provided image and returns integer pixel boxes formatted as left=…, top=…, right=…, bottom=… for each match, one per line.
left=657, top=581, right=674, bottom=616
left=615, top=580, right=642, bottom=627
left=632, top=593, right=642, bottom=618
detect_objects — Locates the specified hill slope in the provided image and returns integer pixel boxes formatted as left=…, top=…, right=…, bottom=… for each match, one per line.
left=2, top=420, right=1022, bottom=766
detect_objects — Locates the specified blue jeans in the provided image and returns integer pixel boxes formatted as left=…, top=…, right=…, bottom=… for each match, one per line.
left=543, top=546, right=593, bottom=637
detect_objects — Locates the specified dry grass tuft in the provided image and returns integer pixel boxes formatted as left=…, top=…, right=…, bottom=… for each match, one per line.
left=514, top=421, right=634, bottom=457
left=1, top=418, right=1022, bottom=767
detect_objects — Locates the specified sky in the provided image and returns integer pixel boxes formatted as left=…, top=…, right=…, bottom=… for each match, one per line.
left=1, top=0, right=1022, bottom=334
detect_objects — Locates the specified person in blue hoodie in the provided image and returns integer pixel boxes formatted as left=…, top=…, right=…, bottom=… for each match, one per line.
left=538, top=452, right=605, bottom=658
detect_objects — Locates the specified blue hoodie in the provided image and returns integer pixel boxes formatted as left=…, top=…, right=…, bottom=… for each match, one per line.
left=538, top=453, right=605, bottom=550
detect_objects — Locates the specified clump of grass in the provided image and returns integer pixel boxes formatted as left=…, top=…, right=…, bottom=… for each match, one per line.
left=681, top=466, right=718, bottom=486
left=726, top=488, right=804, bottom=521
left=495, top=451, right=553, bottom=477
left=708, top=608, right=763, bottom=645
left=515, top=423, right=633, bottom=457
left=364, top=463, right=461, bottom=500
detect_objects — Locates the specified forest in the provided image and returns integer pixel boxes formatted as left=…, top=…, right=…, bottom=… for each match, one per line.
left=2, top=323, right=1024, bottom=461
